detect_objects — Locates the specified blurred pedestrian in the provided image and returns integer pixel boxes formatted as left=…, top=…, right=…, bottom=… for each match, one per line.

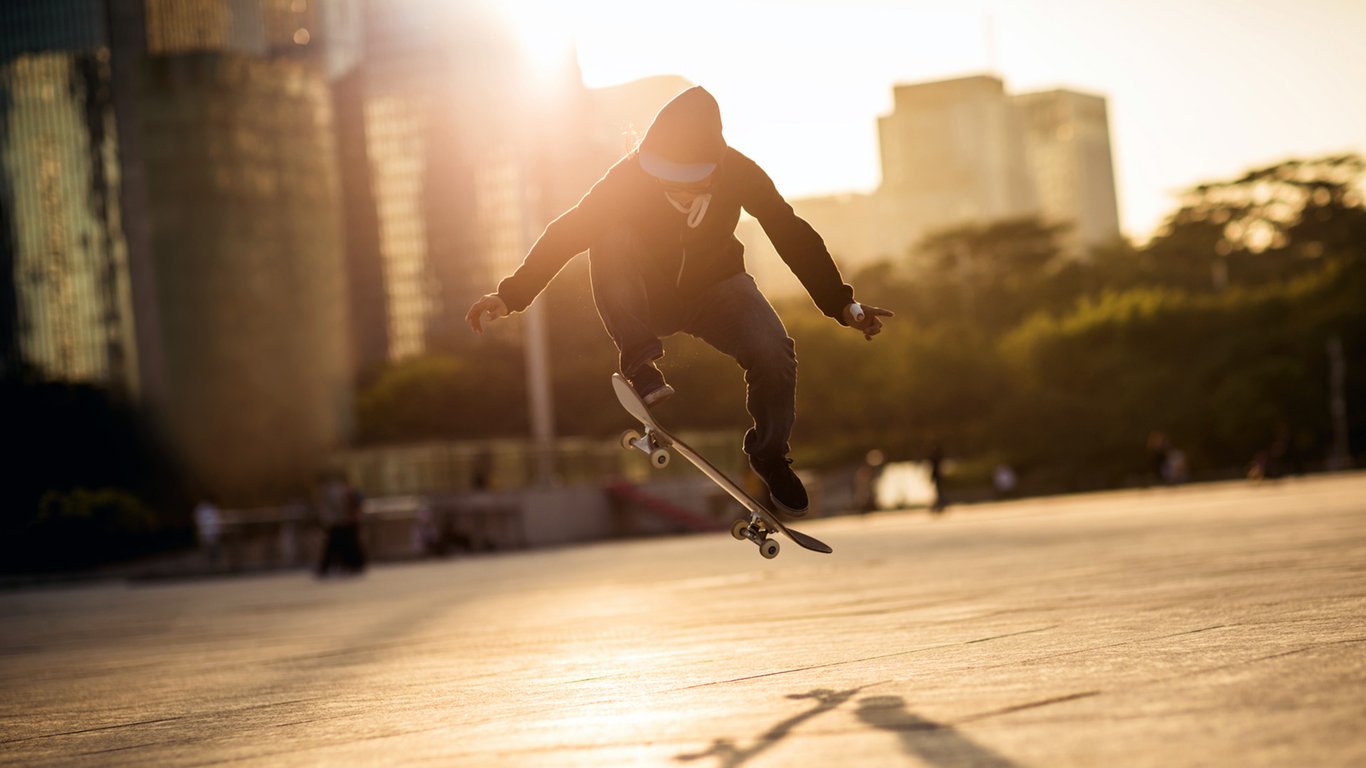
left=1147, top=431, right=1171, bottom=485
left=1165, top=448, right=1189, bottom=484
left=316, top=474, right=366, bottom=577
left=853, top=449, right=885, bottom=513
left=193, top=496, right=222, bottom=569
left=1249, top=424, right=1300, bottom=481
left=412, top=501, right=443, bottom=558
left=471, top=449, right=494, bottom=492
left=993, top=463, right=1017, bottom=499
left=464, top=85, right=892, bottom=519
left=928, top=443, right=947, bottom=513
left=341, top=481, right=367, bottom=572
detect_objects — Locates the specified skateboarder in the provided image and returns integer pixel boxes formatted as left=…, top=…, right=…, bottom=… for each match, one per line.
left=466, top=86, right=892, bottom=516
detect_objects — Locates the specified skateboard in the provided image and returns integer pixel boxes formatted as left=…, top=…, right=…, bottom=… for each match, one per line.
left=611, top=373, right=833, bottom=559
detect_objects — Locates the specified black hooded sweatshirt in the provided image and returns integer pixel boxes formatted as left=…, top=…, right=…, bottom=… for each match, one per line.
left=495, top=87, right=855, bottom=323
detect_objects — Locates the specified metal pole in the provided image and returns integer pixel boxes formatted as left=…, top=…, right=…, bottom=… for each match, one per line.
left=520, top=171, right=556, bottom=487
left=523, top=301, right=556, bottom=486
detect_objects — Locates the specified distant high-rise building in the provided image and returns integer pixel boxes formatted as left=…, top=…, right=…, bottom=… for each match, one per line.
left=878, top=75, right=1038, bottom=246
left=1013, top=88, right=1122, bottom=253
left=331, top=54, right=387, bottom=378
left=2, top=0, right=356, bottom=499
left=742, top=74, right=1123, bottom=298
left=352, top=0, right=449, bottom=362
left=130, top=0, right=353, bottom=497
left=347, top=0, right=587, bottom=365
left=0, top=1, right=138, bottom=391
left=746, top=76, right=1042, bottom=296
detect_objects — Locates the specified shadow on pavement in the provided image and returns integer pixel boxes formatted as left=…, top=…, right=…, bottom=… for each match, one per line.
left=676, top=688, right=863, bottom=767
left=856, top=695, right=1020, bottom=768
left=675, top=689, right=1020, bottom=768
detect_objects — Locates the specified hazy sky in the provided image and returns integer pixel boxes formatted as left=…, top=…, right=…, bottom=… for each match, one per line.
left=511, top=0, right=1366, bottom=242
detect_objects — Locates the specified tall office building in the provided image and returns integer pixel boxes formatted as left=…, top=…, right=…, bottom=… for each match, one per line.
left=130, top=0, right=352, bottom=497
left=345, top=0, right=592, bottom=367
left=353, top=0, right=449, bottom=362
left=878, top=75, right=1038, bottom=247
left=331, top=50, right=386, bottom=377
left=743, top=77, right=1042, bottom=295
left=0, top=2, right=138, bottom=392
left=876, top=75, right=1122, bottom=261
left=1013, top=88, right=1122, bottom=253
left=1, top=0, right=356, bottom=499
left=741, top=75, right=1123, bottom=297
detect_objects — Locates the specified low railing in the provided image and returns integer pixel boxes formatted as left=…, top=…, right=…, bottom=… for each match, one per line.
left=333, top=433, right=748, bottom=497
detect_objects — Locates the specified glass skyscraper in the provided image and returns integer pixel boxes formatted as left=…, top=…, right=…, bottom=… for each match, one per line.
left=2, top=0, right=353, bottom=500
left=0, top=0, right=137, bottom=391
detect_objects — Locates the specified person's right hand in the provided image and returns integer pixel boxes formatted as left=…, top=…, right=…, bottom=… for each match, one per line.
left=466, top=294, right=508, bottom=334
left=844, top=302, right=894, bottom=341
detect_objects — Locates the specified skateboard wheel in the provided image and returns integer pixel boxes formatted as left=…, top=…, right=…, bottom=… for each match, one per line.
left=619, top=429, right=641, bottom=450
left=650, top=449, right=671, bottom=469
left=730, top=519, right=749, bottom=541
left=760, top=539, right=780, bottom=559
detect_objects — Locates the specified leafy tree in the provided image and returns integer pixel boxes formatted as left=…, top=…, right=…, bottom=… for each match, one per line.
left=995, top=264, right=1357, bottom=488
left=914, top=216, right=1073, bottom=332
left=355, top=347, right=528, bottom=443
left=1146, top=154, right=1365, bottom=291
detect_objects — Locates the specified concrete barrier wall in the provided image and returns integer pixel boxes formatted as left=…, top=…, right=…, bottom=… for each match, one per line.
left=200, top=469, right=863, bottom=573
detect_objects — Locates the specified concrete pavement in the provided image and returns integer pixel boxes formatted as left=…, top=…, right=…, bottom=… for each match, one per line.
left=3, top=473, right=1365, bottom=767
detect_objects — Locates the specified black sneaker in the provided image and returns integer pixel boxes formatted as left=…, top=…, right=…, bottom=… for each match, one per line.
left=750, top=455, right=809, bottom=517
left=628, top=363, right=675, bottom=407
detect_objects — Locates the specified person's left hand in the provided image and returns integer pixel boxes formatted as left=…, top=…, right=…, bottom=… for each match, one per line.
left=844, top=302, right=894, bottom=341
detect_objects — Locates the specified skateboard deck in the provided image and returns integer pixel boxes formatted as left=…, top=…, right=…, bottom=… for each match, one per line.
left=611, top=373, right=832, bottom=558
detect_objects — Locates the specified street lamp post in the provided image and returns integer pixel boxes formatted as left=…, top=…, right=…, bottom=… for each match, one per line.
left=519, top=171, right=556, bottom=487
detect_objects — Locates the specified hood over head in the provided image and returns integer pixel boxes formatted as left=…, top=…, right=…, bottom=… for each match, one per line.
left=639, top=86, right=726, bottom=183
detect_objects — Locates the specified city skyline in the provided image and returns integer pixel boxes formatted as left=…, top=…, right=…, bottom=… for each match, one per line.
left=522, top=0, right=1366, bottom=242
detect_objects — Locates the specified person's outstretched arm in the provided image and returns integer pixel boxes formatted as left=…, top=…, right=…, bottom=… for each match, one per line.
left=465, top=162, right=620, bottom=332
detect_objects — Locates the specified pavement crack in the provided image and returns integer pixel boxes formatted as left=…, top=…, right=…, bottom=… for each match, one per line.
left=1185, top=635, right=1366, bottom=677
left=0, top=715, right=188, bottom=744
left=958, top=691, right=1103, bottom=723
left=0, top=697, right=325, bottom=746
left=965, top=625, right=1060, bottom=644
left=683, top=626, right=1056, bottom=690
left=979, top=624, right=1234, bottom=670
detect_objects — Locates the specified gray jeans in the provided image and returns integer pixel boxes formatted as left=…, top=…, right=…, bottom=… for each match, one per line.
left=589, top=227, right=797, bottom=460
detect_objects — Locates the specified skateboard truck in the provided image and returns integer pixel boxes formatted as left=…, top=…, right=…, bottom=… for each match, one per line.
left=729, top=516, right=782, bottom=559
left=619, top=426, right=672, bottom=470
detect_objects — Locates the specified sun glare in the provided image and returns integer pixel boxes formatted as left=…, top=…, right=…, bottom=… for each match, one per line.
left=498, top=0, right=578, bottom=85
